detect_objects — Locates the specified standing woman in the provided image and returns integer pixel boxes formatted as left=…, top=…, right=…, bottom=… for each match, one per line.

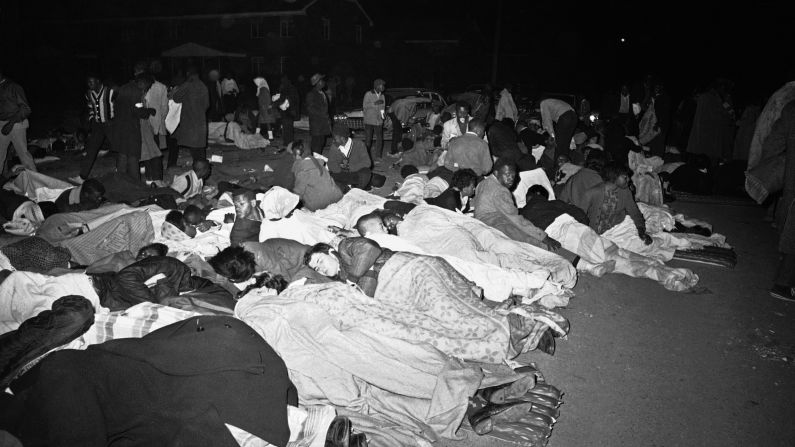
left=255, top=77, right=276, bottom=141
left=110, top=73, right=154, bottom=181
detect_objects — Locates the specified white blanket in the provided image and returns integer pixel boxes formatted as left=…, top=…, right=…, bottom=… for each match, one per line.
left=3, top=170, right=72, bottom=202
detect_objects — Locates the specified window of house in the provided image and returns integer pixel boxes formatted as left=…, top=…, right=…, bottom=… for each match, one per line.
left=279, top=17, right=294, bottom=38
left=251, top=56, right=265, bottom=75
left=121, top=24, right=133, bottom=43
left=251, top=21, right=265, bottom=39
left=280, top=56, right=290, bottom=74
left=169, top=21, right=183, bottom=40
left=321, top=18, right=330, bottom=41
left=354, top=25, right=362, bottom=45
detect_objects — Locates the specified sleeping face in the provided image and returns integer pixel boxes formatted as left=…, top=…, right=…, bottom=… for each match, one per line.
left=308, top=251, right=341, bottom=277
left=381, top=214, right=403, bottom=233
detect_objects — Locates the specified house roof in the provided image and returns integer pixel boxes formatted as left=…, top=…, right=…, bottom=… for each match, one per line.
left=162, top=42, right=246, bottom=58
left=24, top=0, right=373, bottom=26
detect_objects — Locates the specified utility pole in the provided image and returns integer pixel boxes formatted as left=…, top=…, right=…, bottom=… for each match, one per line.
left=490, top=0, right=502, bottom=85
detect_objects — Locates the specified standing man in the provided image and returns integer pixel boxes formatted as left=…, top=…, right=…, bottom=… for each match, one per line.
left=540, top=97, right=577, bottom=161
left=70, top=75, right=114, bottom=184
left=168, top=66, right=209, bottom=167
left=277, top=75, right=299, bottom=145
left=144, top=65, right=169, bottom=182
left=306, top=73, right=331, bottom=154
left=206, top=69, right=224, bottom=122
left=110, top=73, right=155, bottom=181
left=440, top=102, right=473, bottom=149
left=0, top=67, right=36, bottom=176
left=363, top=78, right=386, bottom=161
left=495, top=84, right=518, bottom=123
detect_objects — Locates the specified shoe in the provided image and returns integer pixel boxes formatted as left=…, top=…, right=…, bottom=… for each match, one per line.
left=349, top=433, right=368, bottom=447
left=0, top=295, right=95, bottom=388
left=536, top=329, right=556, bottom=355
left=770, top=284, right=795, bottom=302
left=68, top=175, right=85, bottom=185
left=467, top=400, right=535, bottom=435
left=324, top=416, right=351, bottom=447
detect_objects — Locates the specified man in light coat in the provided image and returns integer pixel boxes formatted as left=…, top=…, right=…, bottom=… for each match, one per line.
left=362, top=78, right=386, bottom=160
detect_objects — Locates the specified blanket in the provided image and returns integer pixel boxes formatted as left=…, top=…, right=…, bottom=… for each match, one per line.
left=38, top=205, right=155, bottom=265
left=236, top=290, right=531, bottom=447
left=149, top=206, right=235, bottom=259
left=545, top=214, right=699, bottom=291
left=208, top=121, right=270, bottom=150
left=398, top=205, right=578, bottom=288
left=3, top=170, right=72, bottom=202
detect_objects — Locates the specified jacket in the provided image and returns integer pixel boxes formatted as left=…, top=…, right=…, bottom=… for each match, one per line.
left=109, top=81, right=148, bottom=156
left=306, top=89, right=331, bottom=136
left=327, top=138, right=371, bottom=174
left=16, top=317, right=296, bottom=447
left=292, top=157, right=343, bottom=211
left=444, top=133, right=493, bottom=176
left=172, top=77, right=209, bottom=148
left=363, top=90, right=386, bottom=125
left=91, top=256, right=229, bottom=311
left=337, top=237, right=393, bottom=297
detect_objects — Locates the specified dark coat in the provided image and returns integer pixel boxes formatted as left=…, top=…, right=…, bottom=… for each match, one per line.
left=279, top=83, right=300, bottom=121
left=206, top=80, right=224, bottom=121
left=173, top=77, right=209, bottom=148
left=91, top=256, right=230, bottom=311
left=109, top=81, right=147, bottom=156
left=520, top=195, right=589, bottom=229
left=12, top=317, right=296, bottom=447
left=306, top=88, right=331, bottom=136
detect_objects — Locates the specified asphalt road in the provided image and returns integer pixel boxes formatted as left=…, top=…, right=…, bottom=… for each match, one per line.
left=23, top=137, right=795, bottom=447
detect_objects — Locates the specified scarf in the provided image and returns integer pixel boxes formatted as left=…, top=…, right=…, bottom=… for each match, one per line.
left=254, top=77, right=270, bottom=97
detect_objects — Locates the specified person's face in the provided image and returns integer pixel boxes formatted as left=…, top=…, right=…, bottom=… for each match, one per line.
left=366, top=219, right=387, bottom=235
left=308, top=252, right=340, bottom=277
left=86, top=191, right=104, bottom=206
left=375, top=83, right=385, bottom=93
left=317, top=79, right=326, bottom=89
left=383, top=214, right=403, bottom=232
left=184, top=212, right=202, bottom=226
left=460, top=182, right=476, bottom=198
left=615, top=174, right=629, bottom=189
left=332, top=135, right=348, bottom=147
left=196, top=165, right=211, bottom=180
left=456, top=106, right=469, bottom=123
left=293, top=147, right=304, bottom=161
left=496, top=165, right=516, bottom=188
left=87, top=77, right=101, bottom=91
left=234, top=196, right=253, bottom=218
left=136, top=247, right=159, bottom=261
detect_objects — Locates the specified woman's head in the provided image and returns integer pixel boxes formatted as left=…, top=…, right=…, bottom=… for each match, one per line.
left=209, top=246, right=257, bottom=283
left=136, top=243, right=168, bottom=261
left=304, top=243, right=341, bottom=278
left=451, top=168, right=478, bottom=197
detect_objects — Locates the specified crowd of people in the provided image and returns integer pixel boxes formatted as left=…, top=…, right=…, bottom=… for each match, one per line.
left=0, top=58, right=792, bottom=447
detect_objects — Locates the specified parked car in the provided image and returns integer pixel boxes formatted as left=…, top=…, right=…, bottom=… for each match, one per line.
left=333, top=88, right=448, bottom=138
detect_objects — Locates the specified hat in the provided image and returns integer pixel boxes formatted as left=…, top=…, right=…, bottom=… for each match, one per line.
left=332, top=122, right=350, bottom=138
left=373, top=78, right=385, bottom=88
left=310, top=73, right=325, bottom=86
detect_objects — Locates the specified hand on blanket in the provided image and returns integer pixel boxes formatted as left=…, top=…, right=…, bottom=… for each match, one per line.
left=543, top=236, right=561, bottom=252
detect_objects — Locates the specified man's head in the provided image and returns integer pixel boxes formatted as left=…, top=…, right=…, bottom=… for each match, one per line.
left=355, top=212, right=387, bottom=236
left=209, top=246, right=257, bottom=283
left=134, top=72, right=154, bottom=95
left=232, top=189, right=256, bottom=218
left=193, top=158, right=211, bottom=180
left=290, top=140, right=308, bottom=160
left=377, top=210, right=403, bottom=233
left=165, top=210, right=196, bottom=237
left=183, top=205, right=204, bottom=226
left=492, top=158, right=517, bottom=189
left=451, top=168, right=478, bottom=197
left=526, top=184, right=550, bottom=201
left=136, top=243, right=168, bottom=261
left=585, top=149, right=607, bottom=173
left=310, top=73, right=325, bottom=90
left=208, top=69, right=220, bottom=82
left=373, top=78, right=385, bottom=93
left=400, top=164, right=419, bottom=178
left=87, top=75, right=103, bottom=92
left=304, top=243, right=340, bottom=278
left=186, top=65, right=199, bottom=79
left=468, top=119, right=486, bottom=138
left=620, top=84, right=629, bottom=96
left=603, top=163, right=633, bottom=189
left=331, top=123, right=350, bottom=147
left=455, top=101, right=471, bottom=123
left=556, top=153, right=571, bottom=168
left=80, top=179, right=105, bottom=208
left=133, top=61, right=148, bottom=76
